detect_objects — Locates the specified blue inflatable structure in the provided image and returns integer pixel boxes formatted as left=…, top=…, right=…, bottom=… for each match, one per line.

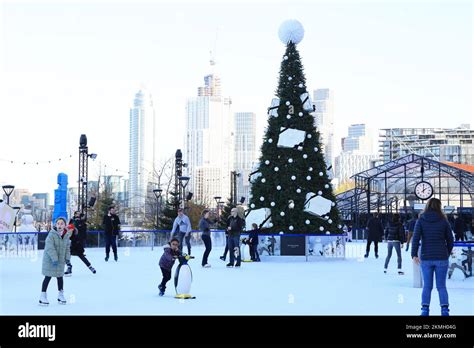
left=52, top=173, right=68, bottom=223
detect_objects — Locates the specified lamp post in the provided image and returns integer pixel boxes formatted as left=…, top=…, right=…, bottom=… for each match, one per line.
left=214, top=196, right=222, bottom=224
left=2, top=185, right=15, bottom=205
left=218, top=201, right=225, bottom=223
left=178, top=176, right=190, bottom=209
left=153, top=188, right=163, bottom=247
left=12, top=206, right=21, bottom=253
left=78, top=134, right=97, bottom=223
left=230, top=171, right=240, bottom=206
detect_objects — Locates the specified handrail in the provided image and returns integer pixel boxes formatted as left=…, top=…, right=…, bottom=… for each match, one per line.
left=0, top=230, right=349, bottom=237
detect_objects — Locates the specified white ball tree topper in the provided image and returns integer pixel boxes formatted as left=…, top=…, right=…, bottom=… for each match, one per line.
left=278, top=19, right=305, bottom=45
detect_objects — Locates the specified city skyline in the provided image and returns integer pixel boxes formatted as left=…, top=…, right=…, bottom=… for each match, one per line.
left=0, top=0, right=471, bottom=197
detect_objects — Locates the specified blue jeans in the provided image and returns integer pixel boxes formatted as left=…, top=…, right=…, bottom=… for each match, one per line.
left=228, top=235, right=241, bottom=266
left=384, top=241, right=402, bottom=269
left=421, top=259, right=449, bottom=307
left=177, top=232, right=191, bottom=255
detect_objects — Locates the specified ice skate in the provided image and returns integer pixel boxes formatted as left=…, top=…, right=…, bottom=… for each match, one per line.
left=39, top=292, right=49, bottom=306
left=57, top=290, right=66, bottom=305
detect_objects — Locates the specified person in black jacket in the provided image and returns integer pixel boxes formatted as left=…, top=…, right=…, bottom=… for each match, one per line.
left=412, top=198, right=454, bottom=316
left=383, top=213, right=405, bottom=275
left=248, top=223, right=261, bottom=262
left=102, top=206, right=121, bottom=262
left=199, top=209, right=213, bottom=267
left=226, top=208, right=245, bottom=267
left=453, top=215, right=466, bottom=242
left=365, top=213, right=384, bottom=258
left=64, top=212, right=96, bottom=276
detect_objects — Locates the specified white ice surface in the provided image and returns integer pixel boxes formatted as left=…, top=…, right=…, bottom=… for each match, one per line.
left=1, top=243, right=472, bottom=315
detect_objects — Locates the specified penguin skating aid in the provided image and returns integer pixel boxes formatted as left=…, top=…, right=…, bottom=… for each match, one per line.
left=174, top=254, right=196, bottom=299
left=240, top=238, right=253, bottom=262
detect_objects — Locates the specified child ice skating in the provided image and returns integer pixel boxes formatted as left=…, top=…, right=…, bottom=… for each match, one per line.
left=248, top=223, right=261, bottom=262
left=158, top=238, right=182, bottom=296
left=65, top=212, right=96, bottom=276
left=39, top=217, right=73, bottom=306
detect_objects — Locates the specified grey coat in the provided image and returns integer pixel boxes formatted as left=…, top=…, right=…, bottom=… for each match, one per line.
left=42, top=228, right=72, bottom=277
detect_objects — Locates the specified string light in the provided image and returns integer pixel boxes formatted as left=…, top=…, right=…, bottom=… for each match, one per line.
left=0, top=154, right=74, bottom=166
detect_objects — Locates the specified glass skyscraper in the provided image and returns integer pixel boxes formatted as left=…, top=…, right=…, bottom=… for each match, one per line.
left=128, top=89, right=155, bottom=224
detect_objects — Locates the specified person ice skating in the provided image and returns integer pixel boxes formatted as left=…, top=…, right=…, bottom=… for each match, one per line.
left=365, top=213, right=384, bottom=258
left=226, top=208, right=245, bottom=267
left=171, top=208, right=192, bottom=255
left=199, top=209, right=213, bottom=267
left=65, top=212, right=96, bottom=276
left=448, top=248, right=469, bottom=279
left=267, top=236, right=276, bottom=256
left=248, top=223, right=261, bottom=262
left=454, top=215, right=466, bottom=242
left=102, top=206, right=121, bottom=262
left=405, top=213, right=418, bottom=252
left=158, top=238, right=182, bottom=296
left=383, top=213, right=406, bottom=275
left=220, top=229, right=229, bottom=261
left=39, top=217, right=73, bottom=306
left=461, top=246, right=473, bottom=277
left=412, top=198, right=454, bottom=316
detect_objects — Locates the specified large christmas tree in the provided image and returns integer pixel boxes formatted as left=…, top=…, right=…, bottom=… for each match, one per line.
left=246, top=20, right=342, bottom=235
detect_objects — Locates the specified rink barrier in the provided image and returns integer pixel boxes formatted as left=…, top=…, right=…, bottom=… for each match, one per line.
left=0, top=230, right=348, bottom=236
left=0, top=230, right=349, bottom=260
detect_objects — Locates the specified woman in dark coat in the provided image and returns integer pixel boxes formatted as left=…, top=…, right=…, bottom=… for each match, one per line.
left=412, top=198, right=454, bottom=316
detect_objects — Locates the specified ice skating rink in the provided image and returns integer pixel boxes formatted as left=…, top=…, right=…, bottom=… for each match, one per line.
left=1, top=243, right=472, bottom=315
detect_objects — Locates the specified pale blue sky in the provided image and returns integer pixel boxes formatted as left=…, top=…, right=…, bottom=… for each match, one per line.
left=0, top=0, right=472, bottom=196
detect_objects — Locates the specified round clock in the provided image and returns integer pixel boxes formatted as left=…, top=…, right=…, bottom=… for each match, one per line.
left=414, top=181, right=433, bottom=200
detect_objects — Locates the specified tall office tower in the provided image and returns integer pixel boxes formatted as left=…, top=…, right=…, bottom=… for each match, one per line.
left=342, top=124, right=373, bottom=153
left=313, top=89, right=335, bottom=169
left=234, top=112, right=256, bottom=204
left=128, top=89, right=156, bottom=224
left=185, top=68, right=233, bottom=205
left=335, top=124, right=378, bottom=186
